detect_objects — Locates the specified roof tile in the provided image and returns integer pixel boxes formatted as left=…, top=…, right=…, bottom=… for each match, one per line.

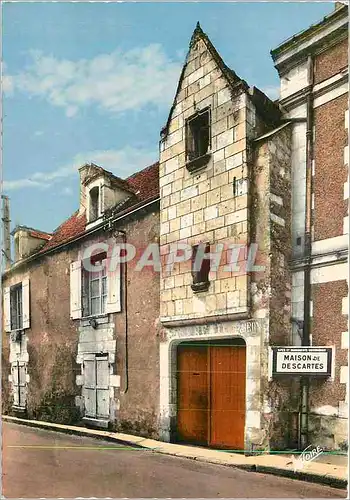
left=38, top=161, right=159, bottom=255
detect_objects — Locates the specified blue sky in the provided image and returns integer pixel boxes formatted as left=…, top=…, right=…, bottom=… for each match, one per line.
left=3, top=1, right=333, bottom=234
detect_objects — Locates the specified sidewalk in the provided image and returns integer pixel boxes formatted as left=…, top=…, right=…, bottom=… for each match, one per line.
left=3, top=415, right=348, bottom=490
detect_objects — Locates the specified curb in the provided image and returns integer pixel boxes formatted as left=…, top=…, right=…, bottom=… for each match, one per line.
left=253, top=465, right=347, bottom=490
left=2, top=415, right=146, bottom=448
left=3, top=416, right=347, bottom=490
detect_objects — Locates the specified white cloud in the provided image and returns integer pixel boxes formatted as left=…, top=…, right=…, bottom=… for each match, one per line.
left=4, top=146, right=157, bottom=192
left=2, top=62, right=14, bottom=94
left=5, top=45, right=181, bottom=116
left=62, top=186, right=73, bottom=196
left=2, top=75, right=14, bottom=94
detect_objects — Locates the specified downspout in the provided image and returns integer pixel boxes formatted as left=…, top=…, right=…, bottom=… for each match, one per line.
left=120, top=230, right=129, bottom=394
left=300, top=54, right=314, bottom=449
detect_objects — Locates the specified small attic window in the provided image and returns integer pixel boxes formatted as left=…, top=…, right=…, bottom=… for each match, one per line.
left=89, top=186, right=100, bottom=222
left=186, top=108, right=211, bottom=173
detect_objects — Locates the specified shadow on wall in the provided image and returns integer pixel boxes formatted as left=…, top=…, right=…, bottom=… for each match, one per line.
left=115, top=412, right=159, bottom=439
left=2, top=347, right=12, bottom=415
left=26, top=343, right=81, bottom=425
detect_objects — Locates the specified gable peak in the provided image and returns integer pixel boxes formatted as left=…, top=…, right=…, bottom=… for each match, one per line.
left=190, top=21, right=205, bottom=48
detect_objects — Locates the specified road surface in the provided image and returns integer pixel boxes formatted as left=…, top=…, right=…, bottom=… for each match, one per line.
left=2, top=422, right=347, bottom=498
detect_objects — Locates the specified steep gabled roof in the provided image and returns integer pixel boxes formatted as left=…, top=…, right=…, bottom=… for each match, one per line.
left=161, top=22, right=249, bottom=138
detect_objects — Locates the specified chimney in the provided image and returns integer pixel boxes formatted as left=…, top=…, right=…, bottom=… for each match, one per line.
left=1, top=195, right=11, bottom=271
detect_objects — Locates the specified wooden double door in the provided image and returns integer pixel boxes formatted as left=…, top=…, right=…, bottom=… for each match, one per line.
left=176, top=340, right=246, bottom=450
left=83, top=354, right=110, bottom=420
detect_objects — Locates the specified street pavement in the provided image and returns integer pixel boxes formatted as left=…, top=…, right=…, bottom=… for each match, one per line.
left=2, top=422, right=347, bottom=498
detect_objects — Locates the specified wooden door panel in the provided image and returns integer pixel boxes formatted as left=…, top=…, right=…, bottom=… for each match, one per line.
left=97, top=389, right=110, bottom=418
left=210, top=346, right=246, bottom=450
left=177, top=345, right=208, bottom=444
left=96, top=357, right=109, bottom=418
left=84, top=359, right=96, bottom=389
left=83, top=387, right=96, bottom=417
left=96, top=357, right=109, bottom=388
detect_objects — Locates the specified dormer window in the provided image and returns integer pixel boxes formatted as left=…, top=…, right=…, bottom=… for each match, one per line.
left=89, top=186, right=100, bottom=222
left=79, top=163, right=135, bottom=225
left=186, top=107, right=211, bottom=173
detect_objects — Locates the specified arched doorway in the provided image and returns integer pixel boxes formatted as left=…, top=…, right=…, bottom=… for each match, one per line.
left=176, top=338, right=246, bottom=450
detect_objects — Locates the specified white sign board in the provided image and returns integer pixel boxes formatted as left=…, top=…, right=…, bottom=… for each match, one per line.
left=271, top=347, right=332, bottom=377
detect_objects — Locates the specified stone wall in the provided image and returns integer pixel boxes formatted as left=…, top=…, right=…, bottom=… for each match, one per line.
left=2, top=207, right=161, bottom=437
left=252, top=125, right=297, bottom=449
left=2, top=247, right=81, bottom=424
left=112, top=209, right=161, bottom=437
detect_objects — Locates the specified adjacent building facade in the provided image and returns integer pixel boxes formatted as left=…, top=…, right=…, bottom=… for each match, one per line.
left=2, top=5, right=348, bottom=451
left=271, top=2, right=349, bottom=450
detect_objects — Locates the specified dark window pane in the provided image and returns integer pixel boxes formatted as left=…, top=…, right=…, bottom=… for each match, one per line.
left=10, top=284, right=23, bottom=330
left=91, top=297, right=100, bottom=316
left=192, top=243, right=210, bottom=284
left=102, top=277, right=107, bottom=295
left=90, top=280, right=100, bottom=298
left=89, top=187, right=99, bottom=221
left=101, top=294, right=107, bottom=314
left=187, top=110, right=210, bottom=160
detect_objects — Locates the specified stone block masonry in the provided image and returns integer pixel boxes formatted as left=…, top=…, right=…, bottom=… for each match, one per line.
left=159, top=36, right=250, bottom=323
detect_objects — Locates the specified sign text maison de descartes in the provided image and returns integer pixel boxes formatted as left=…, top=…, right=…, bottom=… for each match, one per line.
left=271, top=347, right=332, bottom=377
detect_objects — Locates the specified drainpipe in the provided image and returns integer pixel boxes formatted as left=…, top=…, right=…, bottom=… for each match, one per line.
left=299, top=54, right=314, bottom=449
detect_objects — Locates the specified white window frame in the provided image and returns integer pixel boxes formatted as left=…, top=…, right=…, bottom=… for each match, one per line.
left=4, top=278, right=30, bottom=332
left=82, top=256, right=108, bottom=318
left=86, top=178, right=104, bottom=227
left=70, top=247, right=121, bottom=320
left=10, top=283, right=23, bottom=331
left=89, top=186, right=100, bottom=222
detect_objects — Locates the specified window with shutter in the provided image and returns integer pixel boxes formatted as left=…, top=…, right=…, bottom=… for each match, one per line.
left=4, top=279, right=30, bottom=332
left=82, top=252, right=108, bottom=317
left=106, top=261, right=121, bottom=314
left=3, top=287, right=11, bottom=332
left=191, top=243, right=211, bottom=292
left=22, top=278, right=30, bottom=329
left=10, top=284, right=23, bottom=330
left=70, top=260, right=82, bottom=319
left=4, top=279, right=30, bottom=331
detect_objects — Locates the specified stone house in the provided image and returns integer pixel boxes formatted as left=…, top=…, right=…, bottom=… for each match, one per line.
left=2, top=162, right=161, bottom=435
left=2, top=5, right=348, bottom=452
left=158, top=23, right=297, bottom=452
